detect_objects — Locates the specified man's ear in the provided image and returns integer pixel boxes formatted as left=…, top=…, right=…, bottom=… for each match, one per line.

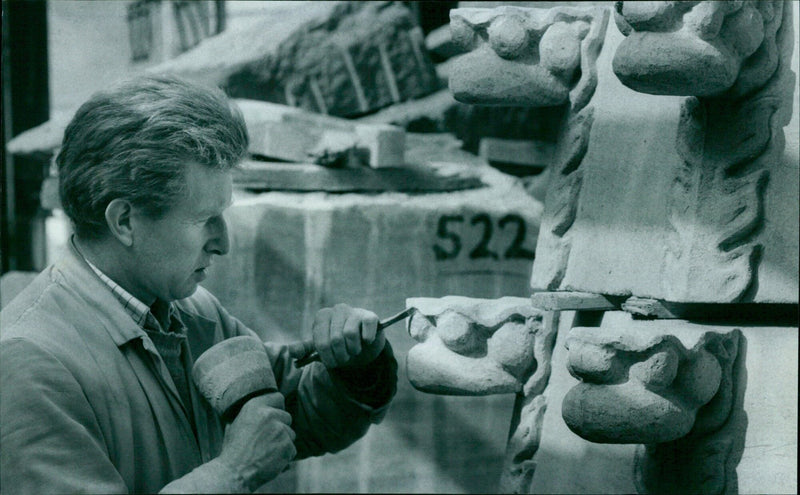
left=105, top=199, right=134, bottom=247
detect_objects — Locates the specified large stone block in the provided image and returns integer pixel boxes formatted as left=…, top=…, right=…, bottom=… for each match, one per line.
left=529, top=310, right=797, bottom=495
left=151, top=2, right=440, bottom=118
left=528, top=1, right=798, bottom=303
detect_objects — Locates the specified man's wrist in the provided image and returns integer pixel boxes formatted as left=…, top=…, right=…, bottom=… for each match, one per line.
left=328, top=342, right=397, bottom=408
left=159, top=458, right=249, bottom=493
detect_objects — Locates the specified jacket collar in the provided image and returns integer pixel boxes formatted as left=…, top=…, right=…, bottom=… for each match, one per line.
left=54, top=240, right=149, bottom=347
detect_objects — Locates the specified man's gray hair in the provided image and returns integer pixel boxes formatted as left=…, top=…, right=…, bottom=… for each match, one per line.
left=57, top=74, right=249, bottom=239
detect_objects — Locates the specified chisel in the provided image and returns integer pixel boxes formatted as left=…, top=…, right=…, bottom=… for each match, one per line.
left=292, top=307, right=417, bottom=368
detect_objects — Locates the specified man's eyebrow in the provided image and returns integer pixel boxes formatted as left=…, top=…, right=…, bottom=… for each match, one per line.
left=199, top=200, right=233, bottom=217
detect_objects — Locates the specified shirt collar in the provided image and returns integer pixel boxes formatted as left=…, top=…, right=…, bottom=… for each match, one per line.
left=72, top=237, right=175, bottom=332
left=83, top=258, right=153, bottom=328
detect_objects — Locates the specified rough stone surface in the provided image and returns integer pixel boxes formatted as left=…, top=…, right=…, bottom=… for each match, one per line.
left=222, top=2, right=439, bottom=117
left=149, top=2, right=440, bottom=117
left=529, top=0, right=798, bottom=303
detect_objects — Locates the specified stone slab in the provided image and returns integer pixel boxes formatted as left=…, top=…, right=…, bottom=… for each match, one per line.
left=233, top=160, right=484, bottom=193
left=236, top=99, right=406, bottom=168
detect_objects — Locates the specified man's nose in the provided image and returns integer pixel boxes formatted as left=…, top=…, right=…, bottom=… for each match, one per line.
left=205, top=215, right=230, bottom=256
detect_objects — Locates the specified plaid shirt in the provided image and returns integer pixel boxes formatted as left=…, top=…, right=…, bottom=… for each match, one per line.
left=81, top=256, right=179, bottom=333
left=84, top=259, right=154, bottom=328
left=76, top=243, right=196, bottom=433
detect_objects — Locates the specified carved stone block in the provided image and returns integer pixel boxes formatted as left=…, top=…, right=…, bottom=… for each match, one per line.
left=613, top=1, right=779, bottom=97
left=448, top=5, right=609, bottom=110
left=406, top=296, right=548, bottom=395
left=405, top=296, right=559, bottom=493
left=151, top=2, right=440, bottom=118
left=528, top=0, right=797, bottom=303
left=562, top=326, right=735, bottom=444
left=561, top=312, right=745, bottom=494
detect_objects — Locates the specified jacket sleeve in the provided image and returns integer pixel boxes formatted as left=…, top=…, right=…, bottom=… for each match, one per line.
left=264, top=342, right=398, bottom=459
left=0, top=338, right=129, bottom=494
left=203, top=295, right=399, bottom=459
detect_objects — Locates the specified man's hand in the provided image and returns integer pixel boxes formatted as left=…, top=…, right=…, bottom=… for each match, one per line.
left=217, top=393, right=296, bottom=491
left=312, top=303, right=384, bottom=369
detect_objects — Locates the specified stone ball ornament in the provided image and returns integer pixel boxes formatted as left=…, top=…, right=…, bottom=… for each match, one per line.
left=612, top=1, right=782, bottom=97
left=561, top=326, right=731, bottom=444
left=448, top=6, right=607, bottom=108
left=405, top=296, right=545, bottom=396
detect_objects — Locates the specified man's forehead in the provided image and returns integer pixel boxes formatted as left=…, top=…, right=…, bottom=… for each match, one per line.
left=182, top=162, right=233, bottom=213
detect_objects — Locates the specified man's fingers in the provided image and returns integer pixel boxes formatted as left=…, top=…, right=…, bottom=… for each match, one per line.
left=286, top=340, right=315, bottom=359
left=329, top=305, right=350, bottom=365
left=312, top=308, right=336, bottom=367
left=342, top=315, right=362, bottom=358
left=359, top=310, right=379, bottom=344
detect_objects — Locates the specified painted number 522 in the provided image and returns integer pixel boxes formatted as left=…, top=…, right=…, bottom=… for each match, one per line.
left=433, top=213, right=535, bottom=261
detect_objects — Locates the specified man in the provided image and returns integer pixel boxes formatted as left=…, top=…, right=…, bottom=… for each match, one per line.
left=0, top=75, right=397, bottom=493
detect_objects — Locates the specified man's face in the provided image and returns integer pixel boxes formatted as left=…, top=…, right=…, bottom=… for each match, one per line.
left=129, top=162, right=233, bottom=303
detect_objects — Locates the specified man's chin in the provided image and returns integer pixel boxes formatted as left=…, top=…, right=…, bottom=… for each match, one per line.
left=169, top=283, right=200, bottom=302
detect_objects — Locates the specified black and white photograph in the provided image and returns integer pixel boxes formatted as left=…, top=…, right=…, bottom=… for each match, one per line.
left=1, top=1, right=798, bottom=493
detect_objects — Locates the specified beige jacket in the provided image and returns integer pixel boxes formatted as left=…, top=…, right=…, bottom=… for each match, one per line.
left=0, top=243, right=395, bottom=493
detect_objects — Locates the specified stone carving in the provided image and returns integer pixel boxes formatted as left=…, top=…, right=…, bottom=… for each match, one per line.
left=633, top=330, right=744, bottom=495
left=151, top=2, right=440, bottom=118
left=448, top=5, right=609, bottom=291
left=613, top=1, right=794, bottom=302
left=613, top=1, right=781, bottom=97
left=225, top=2, right=440, bottom=117
left=406, top=296, right=557, bottom=493
left=562, top=323, right=743, bottom=493
left=406, top=296, right=545, bottom=395
left=449, top=6, right=606, bottom=109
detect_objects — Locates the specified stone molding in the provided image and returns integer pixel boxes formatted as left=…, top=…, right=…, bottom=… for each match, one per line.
left=446, top=5, right=610, bottom=292
left=613, top=1, right=794, bottom=302
left=562, top=320, right=743, bottom=494
left=405, top=296, right=558, bottom=493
